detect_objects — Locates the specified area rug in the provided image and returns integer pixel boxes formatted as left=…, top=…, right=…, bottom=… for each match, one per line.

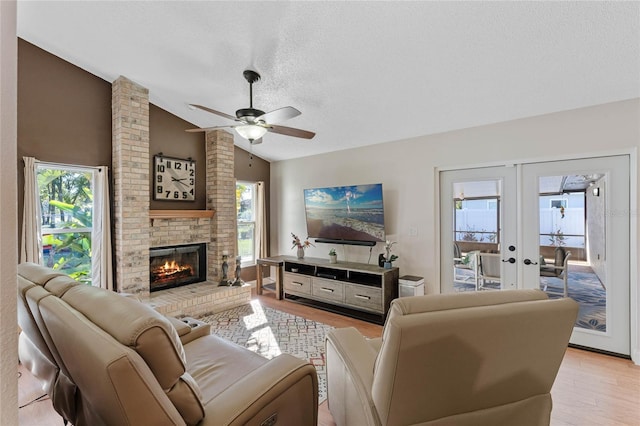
left=198, top=300, right=333, bottom=403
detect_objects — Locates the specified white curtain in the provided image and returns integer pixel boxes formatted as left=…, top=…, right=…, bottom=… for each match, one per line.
left=92, top=167, right=113, bottom=290
left=20, top=157, right=42, bottom=264
left=255, top=181, right=267, bottom=259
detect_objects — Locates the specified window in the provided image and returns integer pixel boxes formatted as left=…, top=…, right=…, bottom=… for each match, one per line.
left=454, top=197, right=499, bottom=243
left=236, top=182, right=256, bottom=265
left=37, top=164, right=95, bottom=283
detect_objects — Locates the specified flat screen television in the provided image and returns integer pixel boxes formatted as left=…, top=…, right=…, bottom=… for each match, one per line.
left=303, top=183, right=385, bottom=246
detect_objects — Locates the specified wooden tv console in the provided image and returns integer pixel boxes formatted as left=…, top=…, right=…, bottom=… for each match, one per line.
left=281, top=256, right=399, bottom=324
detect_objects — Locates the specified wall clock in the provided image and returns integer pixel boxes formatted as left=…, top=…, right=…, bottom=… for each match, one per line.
left=153, top=155, right=196, bottom=201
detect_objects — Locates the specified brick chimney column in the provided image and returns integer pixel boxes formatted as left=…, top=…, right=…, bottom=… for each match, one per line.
left=112, top=76, right=150, bottom=295
left=206, top=130, right=237, bottom=282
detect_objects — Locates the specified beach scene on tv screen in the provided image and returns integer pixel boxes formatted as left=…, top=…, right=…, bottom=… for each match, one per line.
left=304, top=184, right=385, bottom=242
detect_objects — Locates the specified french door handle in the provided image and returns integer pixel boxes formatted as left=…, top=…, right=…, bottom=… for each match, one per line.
left=523, top=258, right=538, bottom=266
left=502, top=257, right=516, bottom=264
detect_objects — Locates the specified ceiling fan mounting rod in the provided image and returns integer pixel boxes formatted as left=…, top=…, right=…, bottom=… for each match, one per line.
left=243, top=70, right=261, bottom=109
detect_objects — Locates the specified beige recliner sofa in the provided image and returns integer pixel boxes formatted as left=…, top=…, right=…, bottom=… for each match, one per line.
left=18, top=262, right=318, bottom=425
left=326, top=289, right=578, bottom=426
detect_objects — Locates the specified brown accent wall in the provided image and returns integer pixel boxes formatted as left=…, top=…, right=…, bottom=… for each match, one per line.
left=17, top=39, right=112, bottom=239
left=149, top=105, right=206, bottom=210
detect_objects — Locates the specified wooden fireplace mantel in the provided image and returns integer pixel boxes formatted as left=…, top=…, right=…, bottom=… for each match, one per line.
left=149, top=210, right=216, bottom=219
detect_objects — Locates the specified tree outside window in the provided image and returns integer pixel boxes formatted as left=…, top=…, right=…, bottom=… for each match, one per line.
left=236, top=182, right=256, bottom=265
left=37, top=165, right=94, bottom=283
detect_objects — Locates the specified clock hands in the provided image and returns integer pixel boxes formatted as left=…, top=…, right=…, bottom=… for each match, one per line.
left=171, top=177, right=187, bottom=182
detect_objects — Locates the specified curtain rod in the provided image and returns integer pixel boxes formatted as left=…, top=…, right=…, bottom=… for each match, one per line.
left=30, top=158, right=107, bottom=172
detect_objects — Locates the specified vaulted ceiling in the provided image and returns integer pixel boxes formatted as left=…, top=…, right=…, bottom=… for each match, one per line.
left=17, top=1, right=640, bottom=162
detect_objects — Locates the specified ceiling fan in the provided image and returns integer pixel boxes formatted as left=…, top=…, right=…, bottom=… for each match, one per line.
left=186, top=70, right=315, bottom=145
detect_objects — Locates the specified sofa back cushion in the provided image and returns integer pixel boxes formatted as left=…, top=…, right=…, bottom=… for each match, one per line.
left=60, top=284, right=205, bottom=424
left=371, top=296, right=578, bottom=425
left=18, top=262, right=66, bottom=287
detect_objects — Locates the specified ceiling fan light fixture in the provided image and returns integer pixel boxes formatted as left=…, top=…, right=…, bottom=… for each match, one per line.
left=235, top=124, right=268, bottom=141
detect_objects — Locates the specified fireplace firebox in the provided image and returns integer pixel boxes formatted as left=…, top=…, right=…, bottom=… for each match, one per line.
left=149, top=243, right=206, bottom=292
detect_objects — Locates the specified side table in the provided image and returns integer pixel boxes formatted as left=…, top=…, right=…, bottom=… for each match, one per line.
left=256, top=256, right=286, bottom=300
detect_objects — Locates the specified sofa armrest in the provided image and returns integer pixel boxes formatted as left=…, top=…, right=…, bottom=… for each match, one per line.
left=166, top=316, right=211, bottom=345
left=325, top=327, right=381, bottom=426
left=199, top=354, right=318, bottom=426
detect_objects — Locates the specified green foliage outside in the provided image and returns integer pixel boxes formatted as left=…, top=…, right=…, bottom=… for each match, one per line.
left=38, top=167, right=93, bottom=284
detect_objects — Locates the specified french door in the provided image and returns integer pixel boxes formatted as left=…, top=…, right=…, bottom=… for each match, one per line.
left=440, top=155, right=630, bottom=355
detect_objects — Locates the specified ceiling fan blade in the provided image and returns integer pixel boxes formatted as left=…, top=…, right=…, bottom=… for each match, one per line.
left=268, top=124, right=315, bottom=139
left=257, top=106, right=301, bottom=124
left=185, top=125, right=235, bottom=133
left=189, top=104, right=237, bottom=121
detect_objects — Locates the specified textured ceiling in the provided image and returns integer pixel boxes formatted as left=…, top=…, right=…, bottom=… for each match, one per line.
left=17, top=1, right=640, bottom=162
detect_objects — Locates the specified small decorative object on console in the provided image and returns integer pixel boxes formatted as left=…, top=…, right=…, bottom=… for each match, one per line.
left=383, top=240, right=398, bottom=269
left=329, top=248, right=337, bottom=264
left=153, top=154, right=196, bottom=201
left=291, top=232, right=314, bottom=259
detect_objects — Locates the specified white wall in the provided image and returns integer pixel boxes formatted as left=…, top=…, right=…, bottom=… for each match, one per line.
left=271, top=98, right=640, bottom=362
left=0, top=1, right=18, bottom=423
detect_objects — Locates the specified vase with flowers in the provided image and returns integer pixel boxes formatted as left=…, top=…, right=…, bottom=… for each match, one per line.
left=291, top=232, right=314, bottom=259
left=328, top=248, right=337, bottom=264
left=383, top=240, right=398, bottom=269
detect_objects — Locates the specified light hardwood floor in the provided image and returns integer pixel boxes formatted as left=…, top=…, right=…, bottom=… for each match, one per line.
left=18, top=289, right=640, bottom=425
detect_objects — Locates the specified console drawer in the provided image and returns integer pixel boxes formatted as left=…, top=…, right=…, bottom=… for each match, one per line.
left=311, top=278, right=344, bottom=303
left=284, top=273, right=312, bottom=295
left=344, top=283, right=382, bottom=313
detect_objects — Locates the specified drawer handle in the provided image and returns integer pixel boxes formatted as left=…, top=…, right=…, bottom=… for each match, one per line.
left=320, top=287, right=335, bottom=293
left=354, top=294, right=371, bottom=300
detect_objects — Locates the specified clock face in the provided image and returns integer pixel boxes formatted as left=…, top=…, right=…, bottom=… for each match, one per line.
left=153, top=156, right=196, bottom=201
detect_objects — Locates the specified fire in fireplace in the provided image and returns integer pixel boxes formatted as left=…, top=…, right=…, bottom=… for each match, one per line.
left=149, top=243, right=206, bottom=292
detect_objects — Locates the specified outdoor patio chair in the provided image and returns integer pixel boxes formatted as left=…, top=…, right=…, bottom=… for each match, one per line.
left=453, top=243, right=479, bottom=289
left=478, top=252, right=501, bottom=290
left=540, top=247, right=571, bottom=297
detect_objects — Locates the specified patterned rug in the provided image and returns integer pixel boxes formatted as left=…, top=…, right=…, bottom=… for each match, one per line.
left=198, top=300, right=333, bottom=402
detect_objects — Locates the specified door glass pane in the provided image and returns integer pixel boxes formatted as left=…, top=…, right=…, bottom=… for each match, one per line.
left=452, top=179, right=502, bottom=292
left=538, top=174, right=606, bottom=332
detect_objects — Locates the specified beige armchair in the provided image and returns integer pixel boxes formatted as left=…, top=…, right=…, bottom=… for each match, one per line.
left=326, top=289, right=578, bottom=426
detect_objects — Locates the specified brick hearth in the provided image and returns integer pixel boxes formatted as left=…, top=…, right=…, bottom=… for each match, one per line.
left=147, top=282, right=252, bottom=318
left=111, top=75, right=250, bottom=315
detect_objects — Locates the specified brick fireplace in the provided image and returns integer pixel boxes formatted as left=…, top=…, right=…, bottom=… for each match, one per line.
left=111, top=76, right=250, bottom=316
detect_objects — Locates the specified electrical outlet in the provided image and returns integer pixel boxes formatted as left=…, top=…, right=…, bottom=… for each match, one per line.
left=409, top=227, right=418, bottom=237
